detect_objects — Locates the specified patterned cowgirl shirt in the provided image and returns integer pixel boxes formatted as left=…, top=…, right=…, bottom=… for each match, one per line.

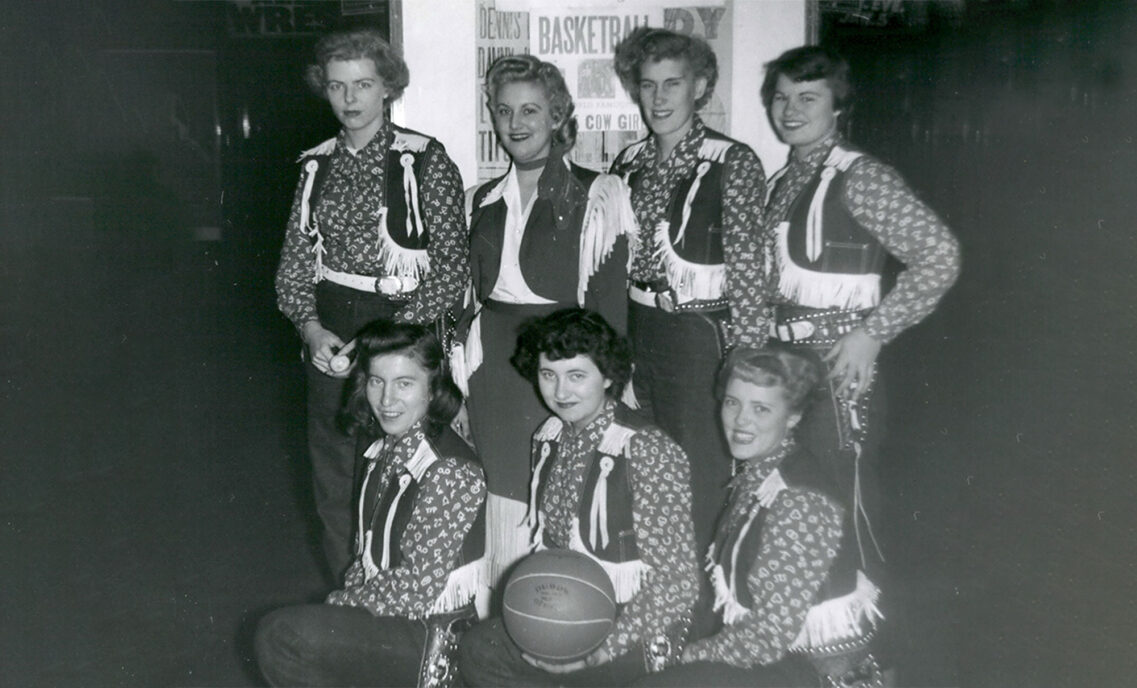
left=326, top=424, right=485, bottom=618
left=275, top=122, right=469, bottom=330
left=765, top=132, right=962, bottom=343
left=684, top=446, right=844, bottom=669
left=539, top=400, right=699, bottom=660
left=619, top=116, right=770, bottom=348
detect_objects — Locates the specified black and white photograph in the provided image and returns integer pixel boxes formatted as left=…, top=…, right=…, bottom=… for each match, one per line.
left=2, top=1, right=1133, bottom=686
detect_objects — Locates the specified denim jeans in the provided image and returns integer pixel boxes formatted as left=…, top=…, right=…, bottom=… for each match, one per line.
left=457, top=617, right=648, bottom=688
left=307, top=281, right=400, bottom=580
left=255, top=603, right=426, bottom=687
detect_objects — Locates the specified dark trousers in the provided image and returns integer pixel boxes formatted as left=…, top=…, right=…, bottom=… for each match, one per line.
left=627, top=303, right=730, bottom=555
left=457, top=617, right=648, bottom=687
left=632, top=657, right=817, bottom=688
left=308, top=281, right=400, bottom=581
left=794, top=348, right=888, bottom=580
left=628, top=302, right=730, bottom=637
left=255, top=604, right=426, bottom=687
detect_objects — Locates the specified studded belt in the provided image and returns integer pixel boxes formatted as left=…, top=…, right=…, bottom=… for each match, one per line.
left=771, top=306, right=871, bottom=345
left=628, top=283, right=728, bottom=314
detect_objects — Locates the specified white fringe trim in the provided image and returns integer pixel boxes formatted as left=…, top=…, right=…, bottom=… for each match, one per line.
left=620, top=382, right=640, bottom=410
left=569, top=524, right=651, bottom=604
left=297, top=136, right=336, bottom=161
left=486, top=494, right=533, bottom=586
left=653, top=220, right=726, bottom=301
left=578, top=175, right=635, bottom=304
left=774, top=221, right=880, bottom=310
left=698, top=138, right=734, bottom=163
left=533, top=416, right=564, bottom=441
left=709, top=563, right=751, bottom=624
left=597, top=422, right=636, bottom=457
left=429, top=558, right=488, bottom=614
left=790, top=569, right=884, bottom=651
left=376, top=209, right=431, bottom=281
left=391, top=130, right=431, bottom=153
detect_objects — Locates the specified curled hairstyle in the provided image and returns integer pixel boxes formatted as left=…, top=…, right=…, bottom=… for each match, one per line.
left=339, top=320, right=462, bottom=440
left=485, top=55, right=578, bottom=149
left=613, top=27, right=718, bottom=110
left=511, top=308, right=632, bottom=400
left=716, top=347, right=821, bottom=414
left=304, top=28, right=410, bottom=102
left=761, top=45, right=854, bottom=112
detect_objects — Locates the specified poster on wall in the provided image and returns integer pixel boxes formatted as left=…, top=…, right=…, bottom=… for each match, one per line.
left=475, top=0, right=732, bottom=182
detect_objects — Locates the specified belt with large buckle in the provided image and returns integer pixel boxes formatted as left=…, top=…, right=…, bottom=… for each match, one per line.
left=321, top=266, right=419, bottom=296
left=772, top=307, right=869, bottom=344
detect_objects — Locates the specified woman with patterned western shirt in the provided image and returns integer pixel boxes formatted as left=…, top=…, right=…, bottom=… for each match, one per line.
left=457, top=309, right=698, bottom=687
left=760, top=45, right=961, bottom=640
left=638, top=348, right=883, bottom=688
left=274, top=28, right=468, bottom=580
left=608, top=28, right=769, bottom=578
left=255, top=321, right=485, bottom=687
left=452, top=55, right=633, bottom=591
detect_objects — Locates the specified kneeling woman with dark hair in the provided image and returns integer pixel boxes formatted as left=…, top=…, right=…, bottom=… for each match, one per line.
left=255, top=321, right=486, bottom=687
left=457, top=309, right=698, bottom=687
left=637, top=348, right=883, bottom=688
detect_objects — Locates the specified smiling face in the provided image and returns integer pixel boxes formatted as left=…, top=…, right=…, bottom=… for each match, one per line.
left=769, top=74, right=840, bottom=157
left=537, top=353, right=612, bottom=430
left=324, top=58, right=388, bottom=148
left=638, top=57, right=706, bottom=153
left=491, top=80, right=558, bottom=166
left=720, top=377, right=801, bottom=462
left=365, top=352, right=432, bottom=438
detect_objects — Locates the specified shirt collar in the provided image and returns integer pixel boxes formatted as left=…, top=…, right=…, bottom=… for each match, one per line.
left=338, top=121, right=394, bottom=160
left=790, top=131, right=841, bottom=167
left=730, top=438, right=796, bottom=494
left=564, top=398, right=617, bottom=441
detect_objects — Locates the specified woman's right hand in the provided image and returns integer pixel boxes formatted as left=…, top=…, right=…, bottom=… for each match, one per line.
left=302, top=321, right=346, bottom=377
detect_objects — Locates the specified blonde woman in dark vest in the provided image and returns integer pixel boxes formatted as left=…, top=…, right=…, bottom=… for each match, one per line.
left=452, top=55, right=633, bottom=592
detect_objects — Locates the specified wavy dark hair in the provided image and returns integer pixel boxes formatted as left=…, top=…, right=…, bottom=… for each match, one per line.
left=716, top=346, right=821, bottom=413
left=338, top=320, right=462, bottom=440
left=613, top=27, right=718, bottom=110
left=304, top=28, right=410, bottom=102
left=485, top=54, right=578, bottom=149
left=511, top=308, right=632, bottom=400
left=760, top=45, right=854, bottom=112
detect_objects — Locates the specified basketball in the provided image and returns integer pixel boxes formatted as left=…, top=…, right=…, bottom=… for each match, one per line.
left=502, top=549, right=617, bottom=663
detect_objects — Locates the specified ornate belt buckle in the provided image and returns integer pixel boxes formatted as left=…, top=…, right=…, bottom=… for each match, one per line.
left=655, top=290, right=677, bottom=313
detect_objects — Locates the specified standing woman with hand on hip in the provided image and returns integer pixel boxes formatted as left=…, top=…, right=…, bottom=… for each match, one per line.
left=453, top=55, right=633, bottom=589
left=275, top=28, right=469, bottom=582
left=759, top=45, right=961, bottom=623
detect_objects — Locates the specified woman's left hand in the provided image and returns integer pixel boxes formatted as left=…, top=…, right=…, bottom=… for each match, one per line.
left=522, top=648, right=611, bottom=674
left=823, top=328, right=882, bottom=401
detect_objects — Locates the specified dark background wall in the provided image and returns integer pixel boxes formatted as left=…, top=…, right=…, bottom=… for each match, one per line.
left=1, top=1, right=1135, bottom=686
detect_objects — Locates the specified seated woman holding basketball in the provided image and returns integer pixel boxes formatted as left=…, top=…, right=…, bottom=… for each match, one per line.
left=255, top=321, right=486, bottom=687
left=637, top=348, right=883, bottom=688
left=457, top=308, right=699, bottom=687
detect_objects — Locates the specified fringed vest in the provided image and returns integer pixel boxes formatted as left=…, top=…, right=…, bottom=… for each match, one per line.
left=612, top=129, right=739, bottom=303
left=356, top=428, right=486, bottom=614
left=526, top=406, right=652, bottom=603
left=451, top=161, right=633, bottom=394
left=296, top=126, right=437, bottom=287
left=710, top=447, right=882, bottom=651
left=772, top=145, right=887, bottom=311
